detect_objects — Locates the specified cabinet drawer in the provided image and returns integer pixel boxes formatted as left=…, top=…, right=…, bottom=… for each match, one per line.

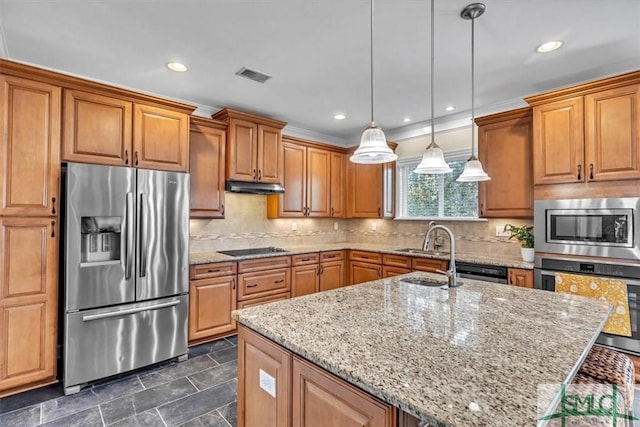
left=237, top=292, right=290, bottom=309
left=320, top=250, right=345, bottom=262
left=238, top=256, right=291, bottom=273
left=190, top=262, right=237, bottom=280
left=382, top=254, right=411, bottom=268
left=349, top=250, right=382, bottom=264
left=291, top=252, right=319, bottom=266
left=383, top=266, right=411, bottom=278
left=238, top=268, right=291, bottom=300
left=412, top=257, right=448, bottom=273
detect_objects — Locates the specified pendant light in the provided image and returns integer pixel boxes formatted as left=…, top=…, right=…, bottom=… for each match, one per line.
left=414, top=0, right=451, bottom=174
left=350, top=0, right=398, bottom=164
left=457, top=3, right=490, bottom=182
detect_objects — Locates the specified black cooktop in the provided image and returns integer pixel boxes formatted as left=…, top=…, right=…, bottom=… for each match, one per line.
left=218, top=247, right=290, bottom=257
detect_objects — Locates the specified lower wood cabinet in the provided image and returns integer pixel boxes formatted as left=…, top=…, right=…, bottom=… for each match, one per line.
left=238, top=325, right=396, bottom=427
left=319, top=251, right=346, bottom=292
left=292, top=264, right=320, bottom=298
left=0, top=217, right=59, bottom=397
left=508, top=268, right=534, bottom=288
left=237, top=292, right=291, bottom=309
left=383, top=266, right=411, bottom=278
left=350, top=261, right=382, bottom=285
left=238, top=256, right=292, bottom=305
left=412, top=257, right=447, bottom=274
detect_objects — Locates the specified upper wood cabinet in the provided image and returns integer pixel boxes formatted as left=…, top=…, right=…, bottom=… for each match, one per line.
left=0, top=75, right=61, bottom=217
left=189, top=117, right=227, bottom=218
left=347, top=163, right=382, bottom=218
left=212, top=108, right=287, bottom=184
left=63, top=89, right=190, bottom=172
left=476, top=108, right=533, bottom=218
left=526, top=72, right=640, bottom=197
left=330, top=152, right=346, bottom=218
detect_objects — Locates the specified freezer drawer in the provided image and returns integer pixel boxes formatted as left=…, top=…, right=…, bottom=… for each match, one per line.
left=64, top=295, right=188, bottom=392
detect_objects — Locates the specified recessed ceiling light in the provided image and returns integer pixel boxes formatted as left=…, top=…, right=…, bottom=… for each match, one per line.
left=166, top=62, right=188, bottom=72
left=535, top=40, right=563, bottom=53
left=403, top=117, right=411, bottom=123
left=334, top=114, right=346, bottom=120
left=445, top=106, right=455, bottom=112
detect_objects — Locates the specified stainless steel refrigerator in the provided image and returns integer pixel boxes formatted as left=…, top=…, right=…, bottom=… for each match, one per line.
left=63, top=162, right=189, bottom=394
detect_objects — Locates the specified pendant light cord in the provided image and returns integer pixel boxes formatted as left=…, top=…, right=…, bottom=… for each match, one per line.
left=370, top=0, right=375, bottom=123
left=470, top=12, right=476, bottom=157
left=430, top=0, right=435, bottom=146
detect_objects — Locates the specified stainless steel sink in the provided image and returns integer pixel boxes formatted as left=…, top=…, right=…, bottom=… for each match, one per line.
left=395, top=248, right=450, bottom=256
left=399, top=277, right=448, bottom=287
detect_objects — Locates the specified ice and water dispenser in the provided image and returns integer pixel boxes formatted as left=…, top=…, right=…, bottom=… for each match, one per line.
left=80, top=216, right=121, bottom=263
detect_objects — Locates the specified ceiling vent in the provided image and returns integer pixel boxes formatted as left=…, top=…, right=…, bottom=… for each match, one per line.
left=235, top=67, right=272, bottom=84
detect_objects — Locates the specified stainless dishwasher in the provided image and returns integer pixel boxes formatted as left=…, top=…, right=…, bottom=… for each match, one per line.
left=456, top=262, right=508, bottom=284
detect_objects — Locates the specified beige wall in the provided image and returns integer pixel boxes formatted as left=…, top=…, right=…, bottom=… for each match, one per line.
left=190, top=193, right=531, bottom=258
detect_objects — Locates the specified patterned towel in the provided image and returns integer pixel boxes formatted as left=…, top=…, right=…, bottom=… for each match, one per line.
left=555, top=272, right=631, bottom=337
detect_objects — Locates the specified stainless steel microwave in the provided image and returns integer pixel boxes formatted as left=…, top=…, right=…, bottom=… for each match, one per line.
left=534, top=197, right=640, bottom=260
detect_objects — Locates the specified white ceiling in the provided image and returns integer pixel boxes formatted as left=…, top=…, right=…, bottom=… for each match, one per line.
left=1, top=0, right=639, bottom=145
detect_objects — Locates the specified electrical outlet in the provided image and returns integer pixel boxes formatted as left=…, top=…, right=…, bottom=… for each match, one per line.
left=334, top=222, right=339, bottom=230
left=291, top=222, right=297, bottom=231
left=371, top=222, right=377, bottom=231
left=496, top=225, right=510, bottom=237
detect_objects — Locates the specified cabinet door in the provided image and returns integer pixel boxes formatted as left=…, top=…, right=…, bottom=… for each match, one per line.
left=292, top=356, right=395, bottom=427
left=412, top=258, right=447, bottom=273
left=307, top=148, right=331, bottom=217
left=349, top=163, right=382, bottom=218
left=532, top=97, right=584, bottom=185
left=258, top=124, right=283, bottom=184
left=585, top=84, right=640, bottom=182
left=279, top=142, right=307, bottom=217
left=0, top=76, right=60, bottom=217
left=62, top=89, right=132, bottom=166
left=383, top=266, right=411, bottom=278
left=479, top=113, right=533, bottom=217
left=329, top=152, right=346, bottom=218
left=292, top=264, right=319, bottom=298
left=238, top=325, right=291, bottom=427
left=188, top=275, right=236, bottom=344
left=319, top=260, right=344, bottom=292
left=189, top=123, right=226, bottom=218
left=133, top=104, right=189, bottom=172
left=0, top=217, right=58, bottom=394
left=228, top=118, right=258, bottom=181
left=350, top=261, right=381, bottom=285
left=508, top=268, right=534, bottom=288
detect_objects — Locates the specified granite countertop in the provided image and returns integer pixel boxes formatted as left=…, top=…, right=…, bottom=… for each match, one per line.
left=189, top=243, right=534, bottom=269
left=233, top=272, right=612, bottom=426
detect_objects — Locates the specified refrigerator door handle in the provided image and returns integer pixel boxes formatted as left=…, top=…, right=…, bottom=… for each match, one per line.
left=139, top=193, right=147, bottom=278
left=82, top=300, right=180, bottom=322
left=125, top=192, right=134, bottom=280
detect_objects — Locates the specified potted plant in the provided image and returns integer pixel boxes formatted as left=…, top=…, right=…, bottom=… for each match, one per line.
left=503, top=224, right=534, bottom=262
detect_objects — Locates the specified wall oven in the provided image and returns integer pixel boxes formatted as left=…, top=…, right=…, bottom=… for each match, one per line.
left=534, top=197, right=640, bottom=260
left=535, top=257, right=640, bottom=355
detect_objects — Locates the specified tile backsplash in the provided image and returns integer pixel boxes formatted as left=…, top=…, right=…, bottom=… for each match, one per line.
left=190, top=193, right=531, bottom=257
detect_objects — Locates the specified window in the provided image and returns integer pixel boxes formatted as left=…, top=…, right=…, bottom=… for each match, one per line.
left=397, top=150, right=478, bottom=219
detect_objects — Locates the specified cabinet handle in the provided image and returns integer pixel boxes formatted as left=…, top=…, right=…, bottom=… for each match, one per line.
left=317, top=265, right=321, bottom=275
left=577, top=164, right=582, bottom=180
left=301, top=258, right=312, bottom=262
left=51, top=197, right=56, bottom=215
left=325, top=255, right=336, bottom=259
left=378, top=267, right=381, bottom=278
left=480, top=203, right=484, bottom=216
left=221, top=204, right=224, bottom=216
left=589, top=163, right=594, bottom=180
left=331, top=207, right=334, bottom=216
left=135, top=151, right=139, bottom=166
left=258, top=170, right=262, bottom=181
left=378, top=207, right=381, bottom=216
left=274, top=279, right=284, bottom=284
left=207, top=269, right=221, bottom=273
left=232, top=278, right=236, bottom=290
left=253, top=169, right=257, bottom=181
left=124, top=150, right=129, bottom=165
left=247, top=284, right=258, bottom=288
left=51, top=220, right=55, bottom=238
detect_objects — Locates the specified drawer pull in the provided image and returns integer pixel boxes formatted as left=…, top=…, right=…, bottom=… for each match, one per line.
left=207, top=269, right=221, bottom=273
left=247, top=284, right=258, bottom=288
left=300, top=258, right=312, bottom=262
left=325, top=255, right=336, bottom=258
left=274, top=279, right=284, bottom=284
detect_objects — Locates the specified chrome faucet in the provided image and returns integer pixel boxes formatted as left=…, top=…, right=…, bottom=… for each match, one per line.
left=424, top=225, right=460, bottom=288
left=422, top=221, right=437, bottom=251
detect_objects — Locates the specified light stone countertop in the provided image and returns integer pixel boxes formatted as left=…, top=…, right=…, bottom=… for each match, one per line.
left=232, top=272, right=612, bottom=427
left=189, top=243, right=534, bottom=269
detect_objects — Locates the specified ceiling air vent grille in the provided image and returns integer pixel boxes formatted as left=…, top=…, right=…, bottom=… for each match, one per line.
left=235, top=67, right=272, bottom=84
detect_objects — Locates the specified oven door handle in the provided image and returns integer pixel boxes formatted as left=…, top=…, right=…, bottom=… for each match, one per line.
left=540, top=270, right=640, bottom=288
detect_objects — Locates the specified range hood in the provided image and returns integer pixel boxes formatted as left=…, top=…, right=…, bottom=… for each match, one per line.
left=225, top=180, right=285, bottom=195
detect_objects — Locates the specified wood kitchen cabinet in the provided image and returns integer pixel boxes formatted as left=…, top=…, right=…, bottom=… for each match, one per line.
left=525, top=72, right=640, bottom=198
left=212, top=108, right=287, bottom=184
left=329, top=152, right=346, bottom=218
left=188, top=262, right=237, bottom=345
left=267, top=140, right=331, bottom=218
left=238, top=325, right=291, bottom=427
left=291, top=253, right=320, bottom=297
left=476, top=108, right=533, bottom=218
left=347, top=162, right=383, bottom=218
left=349, top=251, right=382, bottom=285
left=292, top=356, right=396, bottom=427
left=189, top=117, right=227, bottom=218
left=508, top=268, right=534, bottom=288
left=319, top=250, right=346, bottom=292
left=382, top=254, right=411, bottom=278
left=412, top=257, right=448, bottom=274
left=237, top=256, right=291, bottom=303
left=63, top=88, right=191, bottom=171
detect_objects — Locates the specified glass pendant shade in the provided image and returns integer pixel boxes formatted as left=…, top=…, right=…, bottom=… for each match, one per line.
left=414, top=141, right=452, bottom=173
left=457, top=156, right=490, bottom=181
left=350, top=122, right=398, bottom=164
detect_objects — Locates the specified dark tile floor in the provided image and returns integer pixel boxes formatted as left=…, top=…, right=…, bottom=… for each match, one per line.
left=0, top=335, right=239, bottom=427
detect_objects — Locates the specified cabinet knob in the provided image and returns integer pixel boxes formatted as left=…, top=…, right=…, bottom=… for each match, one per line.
left=331, top=207, right=334, bottom=217
left=480, top=203, right=484, bottom=216
left=589, top=163, right=594, bottom=180
left=274, top=279, right=284, bottom=284
left=258, top=170, right=262, bottom=181
left=124, top=150, right=129, bottom=165
left=378, top=207, right=381, bottom=217
left=135, top=151, right=139, bottom=166
left=221, top=204, right=225, bottom=216
left=253, top=169, right=257, bottom=181
left=232, top=278, right=236, bottom=290
left=51, top=197, right=56, bottom=215
left=577, top=164, right=582, bottom=181
left=51, top=220, right=55, bottom=238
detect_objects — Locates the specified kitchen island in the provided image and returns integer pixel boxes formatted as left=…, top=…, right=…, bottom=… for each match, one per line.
left=232, top=272, right=612, bottom=426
